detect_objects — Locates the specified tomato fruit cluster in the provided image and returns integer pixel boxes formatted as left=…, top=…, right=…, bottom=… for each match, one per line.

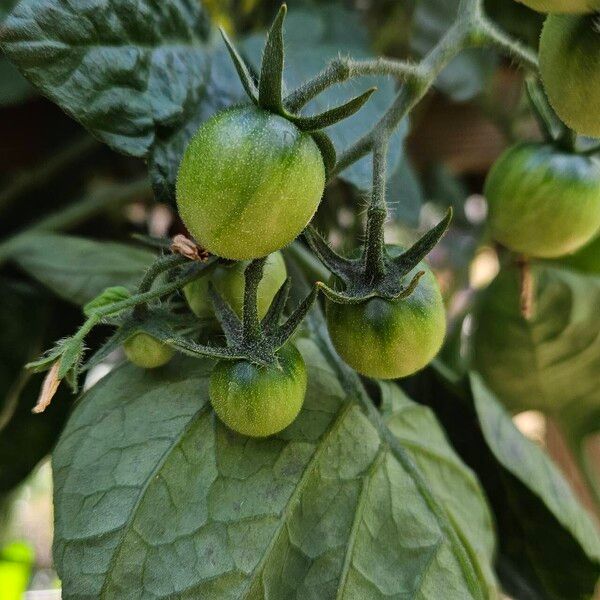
left=184, top=252, right=287, bottom=320
left=326, top=258, right=446, bottom=380
left=209, top=343, right=307, bottom=437
left=124, top=333, right=174, bottom=369
left=177, top=106, right=325, bottom=260
left=485, top=142, right=600, bottom=258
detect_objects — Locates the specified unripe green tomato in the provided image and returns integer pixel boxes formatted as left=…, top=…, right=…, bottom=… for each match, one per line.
left=123, top=333, right=174, bottom=369
left=183, top=252, right=287, bottom=319
left=326, top=258, right=446, bottom=379
left=540, top=14, right=600, bottom=138
left=209, top=343, right=307, bottom=437
left=176, top=106, right=325, bottom=260
left=485, top=143, right=600, bottom=258
left=515, top=0, right=599, bottom=13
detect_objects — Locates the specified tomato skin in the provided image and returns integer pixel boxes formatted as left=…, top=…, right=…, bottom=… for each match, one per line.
left=485, top=143, right=600, bottom=258
left=540, top=14, right=600, bottom=138
left=209, top=343, right=307, bottom=437
left=123, top=333, right=174, bottom=369
left=516, top=0, right=599, bottom=13
left=176, top=106, right=325, bottom=260
left=184, top=252, right=287, bottom=320
left=326, top=262, right=446, bottom=379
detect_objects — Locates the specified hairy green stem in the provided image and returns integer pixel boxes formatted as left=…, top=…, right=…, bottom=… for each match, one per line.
left=133, top=254, right=190, bottom=317
left=242, top=258, right=267, bottom=342
left=363, top=139, right=389, bottom=282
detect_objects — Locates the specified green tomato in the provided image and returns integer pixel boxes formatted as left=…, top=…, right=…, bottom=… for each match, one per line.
left=176, top=106, right=325, bottom=260
left=540, top=14, right=600, bottom=138
left=209, top=343, right=307, bottom=437
left=123, top=333, right=174, bottom=369
left=485, top=143, right=600, bottom=258
left=183, top=252, right=287, bottom=319
left=515, top=0, right=599, bottom=13
left=326, top=259, right=446, bottom=379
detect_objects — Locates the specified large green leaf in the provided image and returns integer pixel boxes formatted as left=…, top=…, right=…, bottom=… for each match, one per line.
left=554, top=236, right=600, bottom=276
left=405, top=366, right=600, bottom=599
left=243, top=6, right=409, bottom=191
left=53, top=339, right=496, bottom=598
left=411, top=0, right=497, bottom=101
left=473, top=264, right=600, bottom=436
left=7, top=233, right=155, bottom=306
left=0, top=0, right=242, bottom=200
left=380, top=382, right=497, bottom=592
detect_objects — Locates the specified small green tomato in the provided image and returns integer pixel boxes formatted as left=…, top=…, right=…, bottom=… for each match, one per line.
left=184, top=252, right=287, bottom=319
left=209, top=343, right=307, bottom=437
left=326, top=259, right=446, bottom=379
left=176, top=106, right=325, bottom=260
left=123, top=333, right=174, bottom=369
left=485, top=142, right=600, bottom=258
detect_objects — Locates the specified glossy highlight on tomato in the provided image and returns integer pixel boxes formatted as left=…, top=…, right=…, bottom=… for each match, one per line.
left=209, top=343, right=307, bottom=437
left=485, top=142, right=600, bottom=258
left=176, top=106, right=325, bottom=260
left=540, top=14, right=600, bottom=138
left=184, top=252, right=287, bottom=320
left=123, top=333, right=174, bottom=369
left=516, top=0, right=599, bottom=13
left=326, top=260, right=446, bottom=379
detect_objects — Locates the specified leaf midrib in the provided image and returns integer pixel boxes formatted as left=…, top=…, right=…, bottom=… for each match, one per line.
left=97, top=401, right=211, bottom=599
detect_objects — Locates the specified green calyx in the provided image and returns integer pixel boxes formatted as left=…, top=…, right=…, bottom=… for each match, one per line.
left=151, top=258, right=317, bottom=368
left=305, top=209, right=452, bottom=305
left=220, top=4, right=375, bottom=175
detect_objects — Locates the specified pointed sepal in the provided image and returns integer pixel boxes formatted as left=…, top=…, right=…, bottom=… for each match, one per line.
left=209, top=283, right=243, bottom=345
left=303, top=226, right=358, bottom=280
left=273, top=286, right=318, bottom=348
left=220, top=28, right=259, bottom=104
left=258, top=4, right=287, bottom=113
left=261, top=277, right=291, bottom=333
left=310, top=130, right=336, bottom=176
left=287, top=87, right=376, bottom=132
left=391, top=208, right=452, bottom=277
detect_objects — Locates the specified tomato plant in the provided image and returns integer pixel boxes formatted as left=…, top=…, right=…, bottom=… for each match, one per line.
left=184, top=251, right=287, bottom=319
left=1, top=0, right=599, bottom=598
left=485, top=142, right=600, bottom=257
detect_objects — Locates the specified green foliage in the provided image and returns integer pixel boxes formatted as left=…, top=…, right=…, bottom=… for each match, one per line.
left=0, top=0, right=242, bottom=201
left=53, top=341, right=497, bottom=598
left=6, top=233, right=155, bottom=306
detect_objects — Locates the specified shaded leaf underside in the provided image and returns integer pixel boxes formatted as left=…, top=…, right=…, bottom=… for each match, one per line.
left=53, top=339, right=496, bottom=599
